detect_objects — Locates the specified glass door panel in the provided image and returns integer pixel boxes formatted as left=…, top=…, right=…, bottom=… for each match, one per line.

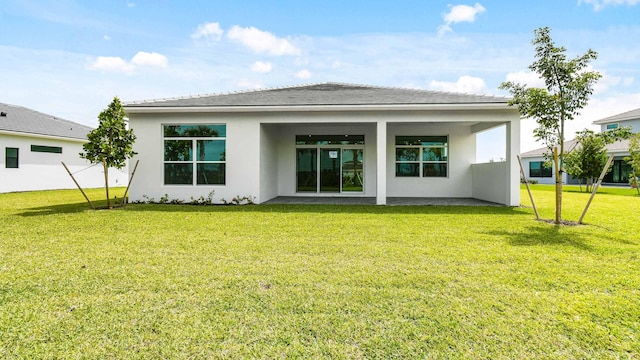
left=320, top=149, right=340, bottom=192
left=342, top=149, right=363, bottom=192
left=296, top=148, right=317, bottom=192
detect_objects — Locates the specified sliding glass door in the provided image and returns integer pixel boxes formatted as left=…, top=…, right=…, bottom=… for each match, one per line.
left=296, top=146, right=364, bottom=193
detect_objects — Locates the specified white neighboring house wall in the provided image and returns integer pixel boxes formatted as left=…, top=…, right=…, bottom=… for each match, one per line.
left=519, top=155, right=564, bottom=185
left=0, top=132, right=128, bottom=193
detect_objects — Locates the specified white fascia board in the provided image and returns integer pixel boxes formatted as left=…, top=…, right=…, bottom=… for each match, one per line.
left=0, top=130, right=87, bottom=143
left=124, top=103, right=511, bottom=114
left=593, top=114, right=640, bottom=124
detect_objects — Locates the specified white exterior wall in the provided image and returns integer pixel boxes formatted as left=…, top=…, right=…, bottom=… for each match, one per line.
left=128, top=113, right=261, bottom=203
left=600, top=119, right=640, bottom=133
left=259, top=124, right=279, bottom=202
left=472, top=162, right=507, bottom=204
left=127, top=108, right=520, bottom=205
left=386, top=122, right=474, bottom=198
left=0, top=133, right=127, bottom=193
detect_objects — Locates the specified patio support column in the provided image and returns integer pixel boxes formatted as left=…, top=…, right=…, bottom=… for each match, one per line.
left=376, top=120, right=387, bottom=205
left=506, top=119, right=520, bottom=206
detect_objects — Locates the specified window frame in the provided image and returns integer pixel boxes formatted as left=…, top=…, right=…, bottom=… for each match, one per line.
left=606, top=123, right=619, bottom=130
left=395, top=136, right=448, bottom=178
left=529, top=161, right=552, bottom=178
left=31, top=145, right=63, bottom=154
left=5, top=147, right=19, bottom=168
left=162, top=124, right=226, bottom=186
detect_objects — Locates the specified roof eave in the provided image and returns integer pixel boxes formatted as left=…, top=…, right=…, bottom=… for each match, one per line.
left=0, top=129, right=88, bottom=142
left=124, top=103, right=512, bottom=114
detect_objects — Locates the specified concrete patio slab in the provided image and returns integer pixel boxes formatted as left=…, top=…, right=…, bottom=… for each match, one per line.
left=263, top=196, right=502, bottom=206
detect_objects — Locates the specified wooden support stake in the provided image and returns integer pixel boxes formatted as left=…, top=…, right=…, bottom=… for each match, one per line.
left=61, top=162, right=95, bottom=210
left=579, top=154, right=615, bottom=224
left=121, top=160, right=140, bottom=206
left=517, top=155, right=540, bottom=220
left=554, top=146, right=562, bottom=225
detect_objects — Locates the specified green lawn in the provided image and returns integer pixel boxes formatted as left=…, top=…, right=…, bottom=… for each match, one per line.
left=0, top=187, right=638, bottom=358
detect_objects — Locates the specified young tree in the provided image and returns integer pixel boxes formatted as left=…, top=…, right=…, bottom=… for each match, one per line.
left=80, top=97, right=136, bottom=208
left=625, top=133, right=640, bottom=195
left=500, top=27, right=601, bottom=224
left=564, top=128, right=632, bottom=192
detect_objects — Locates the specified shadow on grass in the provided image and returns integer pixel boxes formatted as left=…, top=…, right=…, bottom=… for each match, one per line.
left=17, top=201, right=536, bottom=217
left=486, top=224, right=593, bottom=250
left=16, top=200, right=123, bottom=216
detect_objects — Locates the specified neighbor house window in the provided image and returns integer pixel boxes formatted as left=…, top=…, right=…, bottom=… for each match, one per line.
left=163, top=124, right=226, bottom=185
left=606, top=123, right=619, bottom=130
left=31, top=145, right=62, bottom=153
left=529, top=161, right=552, bottom=177
left=395, top=136, right=448, bottom=177
left=5, top=147, right=18, bottom=168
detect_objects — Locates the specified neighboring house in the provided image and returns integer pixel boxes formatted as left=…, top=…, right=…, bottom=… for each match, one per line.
left=520, top=107, right=640, bottom=185
left=0, top=102, right=128, bottom=193
left=123, top=83, right=521, bottom=205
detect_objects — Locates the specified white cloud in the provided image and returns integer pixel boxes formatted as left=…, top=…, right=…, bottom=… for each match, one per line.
left=87, top=56, right=134, bottom=73
left=103, top=35, right=111, bottom=41
left=131, top=51, right=168, bottom=68
left=87, top=52, right=168, bottom=73
left=623, top=77, right=634, bottom=86
left=579, top=0, right=640, bottom=11
left=428, top=75, right=488, bottom=94
left=236, top=79, right=264, bottom=89
left=438, top=3, right=486, bottom=35
left=191, top=22, right=224, bottom=40
left=250, top=61, right=273, bottom=73
left=504, top=70, right=546, bottom=88
left=295, top=69, right=312, bottom=79
left=126, top=1, right=135, bottom=8
left=227, top=26, right=301, bottom=56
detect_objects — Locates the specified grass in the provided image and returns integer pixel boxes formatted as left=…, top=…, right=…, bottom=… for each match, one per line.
left=0, top=186, right=638, bottom=358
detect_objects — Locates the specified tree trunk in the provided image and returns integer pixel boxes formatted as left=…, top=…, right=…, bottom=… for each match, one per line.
left=554, top=147, right=562, bottom=224
left=103, top=160, right=110, bottom=209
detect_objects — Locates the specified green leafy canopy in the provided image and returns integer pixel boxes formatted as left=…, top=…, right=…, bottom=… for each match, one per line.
left=80, top=97, right=136, bottom=169
left=499, top=27, right=601, bottom=156
left=564, top=127, right=632, bottom=192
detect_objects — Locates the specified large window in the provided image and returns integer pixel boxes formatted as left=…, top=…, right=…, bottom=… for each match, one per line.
left=5, top=147, right=18, bottom=168
left=395, top=136, right=448, bottom=177
left=602, top=159, right=632, bottom=183
left=529, top=161, right=552, bottom=177
left=163, top=124, right=226, bottom=185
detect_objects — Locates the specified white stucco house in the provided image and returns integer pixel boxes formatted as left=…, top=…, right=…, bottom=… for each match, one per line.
left=123, top=83, right=521, bottom=205
left=520, top=107, right=640, bottom=185
left=0, top=102, right=128, bottom=193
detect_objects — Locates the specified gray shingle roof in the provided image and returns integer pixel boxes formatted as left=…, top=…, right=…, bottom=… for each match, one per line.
left=593, top=108, right=640, bottom=124
left=124, top=82, right=509, bottom=108
left=0, top=102, right=92, bottom=140
left=520, top=138, right=630, bottom=158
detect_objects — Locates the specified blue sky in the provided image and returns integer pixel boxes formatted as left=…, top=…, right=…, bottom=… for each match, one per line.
left=2, top=0, right=640, bottom=160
